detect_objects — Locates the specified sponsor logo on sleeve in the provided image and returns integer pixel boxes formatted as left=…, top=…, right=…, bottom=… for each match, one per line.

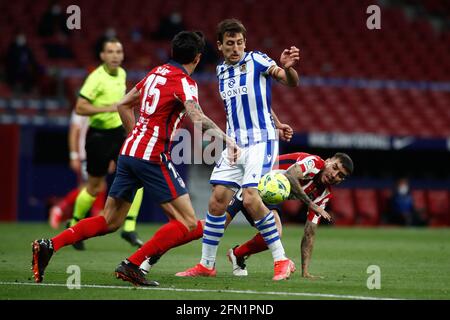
left=305, top=159, right=315, bottom=170
left=189, top=85, right=198, bottom=98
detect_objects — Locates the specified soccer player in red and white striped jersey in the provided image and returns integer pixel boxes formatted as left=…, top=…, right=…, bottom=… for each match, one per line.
left=32, top=31, right=238, bottom=286
left=120, top=65, right=195, bottom=162
left=227, top=152, right=353, bottom=278
left=276, top=152, right=333, bottom=223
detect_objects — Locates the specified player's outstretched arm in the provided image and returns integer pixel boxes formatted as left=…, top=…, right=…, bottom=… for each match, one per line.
left=301, top=221, right=323, bottom=279
left=117, top=87, right=141, bottom=134
left=269, top=46, right=300, bottom=87
left=75, top=97, right=117, bottom=116
left=184, top=99, right=240, bottom=162
left=284, top=164, right=332, bottom=221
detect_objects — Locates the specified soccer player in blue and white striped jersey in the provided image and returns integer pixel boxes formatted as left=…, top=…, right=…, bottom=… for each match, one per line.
left=177, top=19, right=300, bottom=280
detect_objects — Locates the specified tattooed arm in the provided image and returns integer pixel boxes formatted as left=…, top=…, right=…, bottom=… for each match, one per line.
left=184, top=99, right=239, bottom=161
left=285, top=163, right=327, bottom=278
left=184, top=99, right=230, bottom=144
left=284, top=164, right=331, bottom=221
left=300, top=220, right=323, bottom=279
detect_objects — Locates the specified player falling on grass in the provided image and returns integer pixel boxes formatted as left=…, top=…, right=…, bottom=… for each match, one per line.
left=226, top=152, right=353, bottom=278
left=139, top=152, right=353, bottom=279
left=60, top=38, right=144, bottom=250
left=176, top=18, right=300, bottom=281
left=31, top=31, right=239, bottom=286
left=48, top=111, right=144, bottom=248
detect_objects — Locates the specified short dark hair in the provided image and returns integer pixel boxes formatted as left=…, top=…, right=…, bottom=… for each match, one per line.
left=171, top=31, right=205, bottom=64
left=101, top=37, right=122, bottom=52
left=333, top=152, right=354, bottom=175
left=216, top=18, right=247, bottom=43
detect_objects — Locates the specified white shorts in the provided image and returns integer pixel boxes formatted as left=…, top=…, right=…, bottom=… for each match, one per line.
left=210, top=140, right=278, bottom=190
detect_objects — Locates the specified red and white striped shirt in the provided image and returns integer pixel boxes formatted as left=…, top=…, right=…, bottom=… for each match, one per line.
left=121, top=62, right=199, bottom=162
left=275, top=152, right=332, bottom=219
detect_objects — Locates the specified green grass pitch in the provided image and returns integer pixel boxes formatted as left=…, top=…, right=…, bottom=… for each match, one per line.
left=0, top=222, right=449, bottom=300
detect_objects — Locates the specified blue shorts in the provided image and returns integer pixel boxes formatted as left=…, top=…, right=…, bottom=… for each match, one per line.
left=226, top=189, right=280, bottom=226
left=109, top=155, right=188, bottom=204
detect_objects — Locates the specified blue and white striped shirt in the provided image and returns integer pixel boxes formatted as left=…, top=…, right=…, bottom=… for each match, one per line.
left=217, top=51, right=278, bottom=147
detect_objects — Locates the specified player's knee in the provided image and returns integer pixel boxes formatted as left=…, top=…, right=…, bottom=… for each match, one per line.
left=86, top=176, right=105, bottom=195
left=103, top=211, right=122, bottom=232
left=108, top=222, right=121, bottom=232
left=208, top=197, right=228, bottom=215
left=184, top=217, right=198, bottom=232
left=87, top=185, right=102, bottom=197
left=104, top=217, right=121, bottom=232
left=242, top=192, right=259, bottom=211
left=242, top=198, right=253, bottom=211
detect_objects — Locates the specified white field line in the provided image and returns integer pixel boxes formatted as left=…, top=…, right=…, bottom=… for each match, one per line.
left=0, top=281, right=401, bottom=300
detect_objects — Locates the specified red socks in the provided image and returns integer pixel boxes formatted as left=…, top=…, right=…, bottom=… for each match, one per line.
left=172, top=220, right=203, bottom=250
left=51, top=216, right=109, bottom=251
left=91, top=189, right=106, bottom=216
left=128, top=219, right=201, bottom=266
left=234, top=233, right=268, bottom=258
left=58, top=188, right=80, bottom=213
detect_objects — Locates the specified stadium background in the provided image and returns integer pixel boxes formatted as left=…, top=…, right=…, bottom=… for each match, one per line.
left=1, top=0, right=449, bottom=226
left=0, top=0, right=450, bottom=302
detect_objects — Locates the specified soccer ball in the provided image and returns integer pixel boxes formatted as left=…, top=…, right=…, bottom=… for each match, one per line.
left=257, top=171, right=291, bottom=205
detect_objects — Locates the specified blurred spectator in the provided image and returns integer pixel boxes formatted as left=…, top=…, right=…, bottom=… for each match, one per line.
left=94, top=27, right=117, bottom=59
left=196, top=39, right=219, bottom=72
left=152, top=12, right=185, bottom=40
left=5, top=34, right=39, bottom=94
left=130, top=27, right=143, bottom=43
left=44, top=31, right=74, bottom=59
left=38, top=3, right=69, bottom=37
left=387, top=178, right=427, bottom=226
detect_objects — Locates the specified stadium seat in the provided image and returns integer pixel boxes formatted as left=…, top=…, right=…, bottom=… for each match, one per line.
left=378, top=188, right=393, bottom=222
left=426, top=190, right=450, bottom=227
left=411, top=189, right=428, bottom=215
left=328, top=188, right=355, bottom=226
left=280, top=200, right=304, bottom=222
left=353, top=188, right=380, bottom=226
left=2, top=0, right=450, bottom=137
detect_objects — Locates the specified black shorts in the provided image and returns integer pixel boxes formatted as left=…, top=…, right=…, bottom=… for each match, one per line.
left=85, top=126, right=126, bottom=177
left=109, top=154, right=188, bottom=203
left=227, top=189, right=281, bottom=227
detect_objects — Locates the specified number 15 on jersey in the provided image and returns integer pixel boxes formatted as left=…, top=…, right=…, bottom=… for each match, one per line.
left=141, top=74, right=167, bottom=115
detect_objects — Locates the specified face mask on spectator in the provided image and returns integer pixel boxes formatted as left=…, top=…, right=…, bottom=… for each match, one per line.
left=398, top=184, right=409, bottom=195
left=16, top=34, right=26, bottom=46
